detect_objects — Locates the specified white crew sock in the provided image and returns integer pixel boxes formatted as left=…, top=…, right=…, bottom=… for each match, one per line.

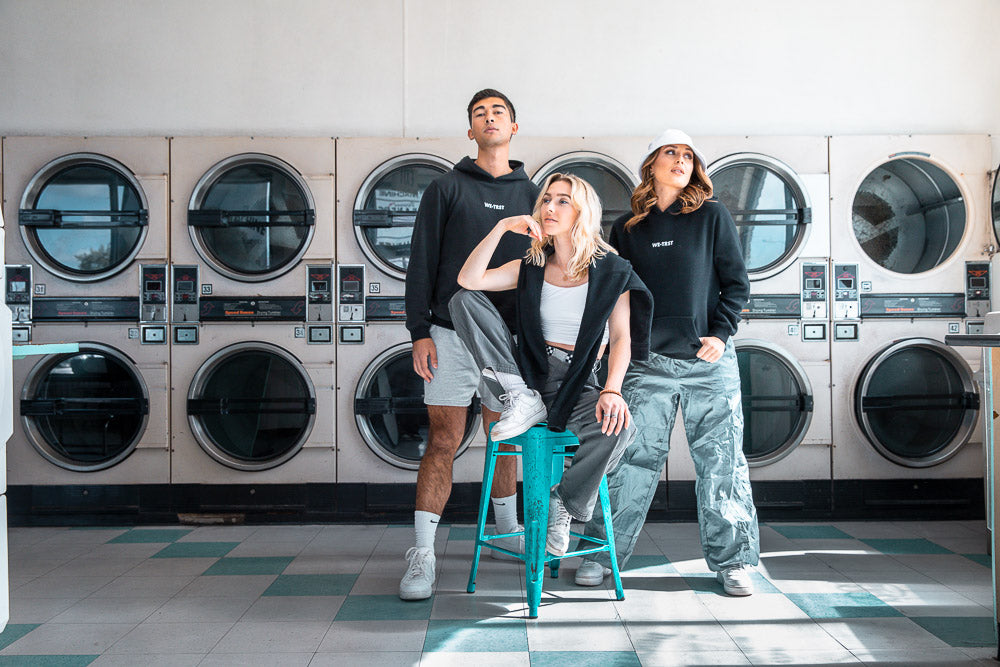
left=414, top=510, right=440, bottom=550
left=493, top=370, right=529, bottom=394
left=491, top=494, right=519, bottom=533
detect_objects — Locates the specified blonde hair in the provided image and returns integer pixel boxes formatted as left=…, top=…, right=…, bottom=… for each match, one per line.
left=525, top=173, right=616, bottom=280
left=624, top=147, right=713, bottom=231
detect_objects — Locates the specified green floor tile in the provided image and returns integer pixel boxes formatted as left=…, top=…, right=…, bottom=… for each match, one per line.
left=962, top=553, right=990, bottom=568
left=151, top=541, right=239, bottom=559
left=531, top=651, right=641, bottom=667
left=860, top=538, right=952, bottom=555
left=910, top=616, right=995, bottom=647
left=0, top=624, right=39, bottom=650
left=423, top=618, right=528, bottom=652
left=336, top=594, right=433, bottom=621
left=0, top=658, right=98, bottom=666
left=771, top=525, right=853, bottom=539
left=263, top=573, right=357, bottom=596
left=623, top=555, right=675, bottom=573
left=448, top=526, right=478, bottom=541
left=787, top=592, right=903, bottom=618
left=203, top=556, right=294, bottom=575
left=107, top=528, right=192, bottom=544
left=682, top=572, right=780, bottom=595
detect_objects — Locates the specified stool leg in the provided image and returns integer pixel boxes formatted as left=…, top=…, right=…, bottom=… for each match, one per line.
left=521, top=430, right=551, bottom=618
left=548, top=451, right=565, bottom=579
left=599, top=475, right=625, bottom=600
left=467, top=435, right=498, bottom=594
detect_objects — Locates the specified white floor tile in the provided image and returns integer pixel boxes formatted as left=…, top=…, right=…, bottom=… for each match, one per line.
left=51, top=597, right=164, bottom=624
left=105, top=621, right=235, bottom=654
left=212, top=620, right=331, bottom=653
left=817, top=617, right=952, bottom=650
left=526, top=617, right=634, bottom=651
left=145, top=596, right=256, bottom=623
left=311, top=652, right=421, bottom=666
left=318, top=619, right=428, bottom=652
left=241, top=595, right=345, bottom=622
left=0, top=621, right=135, bottom=655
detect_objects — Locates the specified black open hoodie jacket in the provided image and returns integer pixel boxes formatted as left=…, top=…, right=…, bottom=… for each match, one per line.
left=514, top=250, right=653, bottom=432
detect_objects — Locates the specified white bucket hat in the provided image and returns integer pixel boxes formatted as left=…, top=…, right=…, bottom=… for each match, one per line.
left=640, top=129, right=706, bottom=174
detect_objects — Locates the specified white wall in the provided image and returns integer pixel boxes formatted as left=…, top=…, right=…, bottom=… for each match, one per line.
left=0, top=0, right=997, bottom=137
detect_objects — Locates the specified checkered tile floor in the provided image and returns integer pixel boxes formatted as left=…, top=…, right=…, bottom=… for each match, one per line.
left=1, top=520, right=995, bottom=665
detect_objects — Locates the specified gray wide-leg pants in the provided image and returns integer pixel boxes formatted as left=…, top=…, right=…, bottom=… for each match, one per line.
left=449, top=289, right=635, bottom=521
left=582, top=342, right=760, bottom=571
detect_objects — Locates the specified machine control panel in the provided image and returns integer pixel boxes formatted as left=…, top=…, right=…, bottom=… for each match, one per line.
left=172, top=265, right=200, bottom=323
left=140, top=264, right=168, bottom=323
left=801, top=261, right=827, bottom=319
left=833, top=263, right=860, bottom=320
left=337, top=264, right=365, bottom=322
left=306, top=264, right=334, bottom=322
left=965, top=261, right=990, bottom=318
left=5, top=264, right=32, bottom=323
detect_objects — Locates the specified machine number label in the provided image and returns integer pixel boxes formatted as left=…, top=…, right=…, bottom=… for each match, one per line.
left=369, top=282, right=381, bottom=294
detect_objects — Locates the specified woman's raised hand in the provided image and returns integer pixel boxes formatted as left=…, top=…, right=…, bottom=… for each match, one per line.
left=499, top=214, right=543, bottom=241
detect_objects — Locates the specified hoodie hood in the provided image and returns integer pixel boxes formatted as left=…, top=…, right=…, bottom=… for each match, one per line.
left=454, top=156, right=531, bottom=182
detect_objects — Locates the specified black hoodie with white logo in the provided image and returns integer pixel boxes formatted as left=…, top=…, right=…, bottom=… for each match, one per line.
left=405, top=156, right=539, bottom=341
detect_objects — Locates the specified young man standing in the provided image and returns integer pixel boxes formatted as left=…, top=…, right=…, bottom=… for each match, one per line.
left=400, top=89, right=540, bottom=600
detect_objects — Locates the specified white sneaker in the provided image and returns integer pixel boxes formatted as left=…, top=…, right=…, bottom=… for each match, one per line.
left=489, top=529, right=525, bottom=561
left=716, top=564, right=753, bottom=596
left=575, top=559, right=612, bottom=586
left=491, top=389, right=547, bottom=442
left=546, top=489, right=572, bottom=557
left=399, top=546, right=435, bottom=600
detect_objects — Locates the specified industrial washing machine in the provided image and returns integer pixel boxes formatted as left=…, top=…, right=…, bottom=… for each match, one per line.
left=335, top=138, right=487, bottom=486
left=2, top=137, right=171, bottom=494
left=828, top=135, right=990, bottom=513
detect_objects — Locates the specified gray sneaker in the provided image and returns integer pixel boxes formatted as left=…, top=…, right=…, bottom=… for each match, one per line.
left=716, top=564, right=753, bottom=596
left=489, top=529, right=525, bottom=561
left=399, top=546, right=435, bottom=600
left=546, top=489, right=572, bottom=557
left=491, top=389, right=547, bottom=442
left=575, top=559, right=612, bottom=586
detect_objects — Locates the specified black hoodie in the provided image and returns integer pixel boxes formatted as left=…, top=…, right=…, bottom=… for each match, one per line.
left=609, top=199, right=749, bottom=359
left=405, top=156, right=539, bottom=341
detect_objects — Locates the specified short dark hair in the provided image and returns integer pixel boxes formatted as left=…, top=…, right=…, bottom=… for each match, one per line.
left=467, top=89, right=516, bottom=125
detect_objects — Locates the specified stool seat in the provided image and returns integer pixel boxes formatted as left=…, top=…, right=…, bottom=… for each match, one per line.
left=467, top=424, right=624, bottom=618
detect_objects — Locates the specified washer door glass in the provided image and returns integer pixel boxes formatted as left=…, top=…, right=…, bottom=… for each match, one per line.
left=711, top=157, right=810, bottom=277
left=533, top=154, right=636, bottom=239
left=855, top=341, right=978, bottom=466
left=20, top=157, right=147, bottom=281
left=189, top=156, right=315, bottom=281
left=355, top=344, right=479, bottom=470
left=852, top=158, right=965, bottom=273
left=188, top=344, right=316, bottom=470
left=353, top=156, right=451, bottom=279
left=20, top=345, right=149, bottom=471
left=736, top=343, right=812, bottom=466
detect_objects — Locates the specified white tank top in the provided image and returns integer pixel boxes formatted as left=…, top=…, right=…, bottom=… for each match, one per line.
left=540, top=281, right=610, bottom=346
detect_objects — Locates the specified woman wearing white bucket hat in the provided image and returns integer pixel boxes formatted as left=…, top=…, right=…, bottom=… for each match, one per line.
left=577, top=129, right=761, bottom=596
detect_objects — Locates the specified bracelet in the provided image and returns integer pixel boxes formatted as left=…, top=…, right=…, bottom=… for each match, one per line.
left=600, top=389, right=623, bottom=398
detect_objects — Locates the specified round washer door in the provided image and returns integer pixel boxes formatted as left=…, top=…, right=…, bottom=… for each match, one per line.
left=353, top=154, right=453, bottom=279
left=20, top=343, right=150, bottom=471
left=852, top=157, right=966, bottom=274
left=187, top=342, right=317, bottom=471
left=18, top=153, right=149, bottom=282
left=735, top=340, right=814, bottom=466
left=354, top=343, right=479, bottom=470
left=854, top=338, right=978, bottom=467
left=187, top=153, right=316, bottom=282
left=532, top=152, right=637, bottom=240
left=709, top=153, right=812, bottom=280
left=991, top=160, right=1000, bottom=246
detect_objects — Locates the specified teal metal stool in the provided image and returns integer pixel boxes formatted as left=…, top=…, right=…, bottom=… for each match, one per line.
left=467, top=424, right=624, bottom=618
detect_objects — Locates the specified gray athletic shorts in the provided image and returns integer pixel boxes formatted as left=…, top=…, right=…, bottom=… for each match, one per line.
left=422, top=324, right=502, bottom=412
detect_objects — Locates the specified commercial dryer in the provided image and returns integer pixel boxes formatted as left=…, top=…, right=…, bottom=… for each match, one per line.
left=3, top=137, right=170, bottom=490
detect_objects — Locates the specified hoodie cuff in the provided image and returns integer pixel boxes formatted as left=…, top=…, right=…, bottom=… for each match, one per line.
left=410, top=326, right=432, bottom=342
